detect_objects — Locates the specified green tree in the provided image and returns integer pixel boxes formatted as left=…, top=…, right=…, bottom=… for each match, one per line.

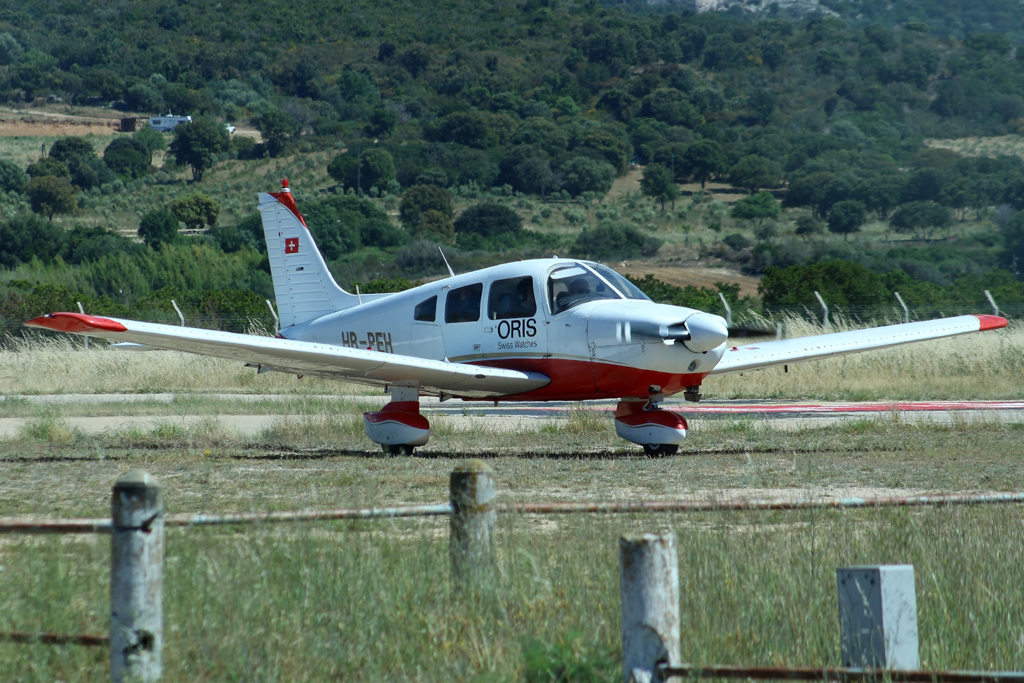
left=760, top=260, right=888, bottom=311
left=24, top=176, right=78, bottom=220
left=1002, top=211, right=1024, bottom=267
left=356, top=148, right=396, bottom=194
left=368, top=106, right=398, bottom=137
left=890, top=201, right=952, bottom=240
left=104, top=138, right=150, bottom=179
left=639, top=163, right=678, bottom=210
left=681, top=140, right=726, bottom=189
left=26, top=157, right=70, bottom=180
left=827, top=199, right=867, bottom=239
left=0, top=158, right=29, bottom=193
left=572, top=221, right=662, bottom=260
left=418, top=209, right=456, bottom=243
left=795, top=215, right=824, bottom=239
left=729, top=155, right=781, bottom=194
left=48, top=137, right=97, bottom=163
left=0, top=214, right=68, bottom=267
left=399, top=184, right=453, bottom=232
left=561, top=157, right=616, bottom=198
left=731, top=191, right=780, bottom=226
left=398, top=43, right=435, bottom=77
left=132, top=126, right=167, bottom=164
left=169, top=118, right=230, bottom=181
left=254, top=109, right=295, bottom=157
left=302, top=194, right=407, bottom=258
left=454, top=202, right=522, bottom=237
left=327, top=148, right=396, bottom=193
left=138, top=210, right=180, bottom=250
left=170, top=194, right=221, bottom=230
left=0, top=32, right=23, bottom=65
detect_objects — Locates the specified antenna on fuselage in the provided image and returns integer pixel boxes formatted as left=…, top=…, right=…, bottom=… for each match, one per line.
left=438, top=247, right=455, bottom=278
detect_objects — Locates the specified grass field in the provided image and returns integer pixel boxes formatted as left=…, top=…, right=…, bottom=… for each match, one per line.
left=2, top=322, right=1023, bottom=681
left=1, top=419, right=1024, bottom=681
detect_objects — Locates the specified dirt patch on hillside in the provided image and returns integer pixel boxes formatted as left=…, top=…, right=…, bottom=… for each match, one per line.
left=616, top=264, right=761, bottom=297
left=0, top=109, right=121, bottom=137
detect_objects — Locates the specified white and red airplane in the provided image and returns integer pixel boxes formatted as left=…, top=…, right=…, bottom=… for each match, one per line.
left=25, top=180, right=1008, bottom=455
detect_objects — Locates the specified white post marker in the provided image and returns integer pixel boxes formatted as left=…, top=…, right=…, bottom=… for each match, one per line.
left=985, top=290, right=999, bottom=317
left=620, top=533, right=680, bottom=683
left=110, top=471, right=164, bottom=683
left=814, top=290, right=829, bottom=330
left=170, top=300, right=185, bottom=327
left=265, top=299, right=280, bottom=334
left=894, top=292, right=910, bottom=325
left=77, top=301, right=89, bottom=349
left=718, top=292, right=732, bottom=329
left=837, top=565, right=919, bottom=670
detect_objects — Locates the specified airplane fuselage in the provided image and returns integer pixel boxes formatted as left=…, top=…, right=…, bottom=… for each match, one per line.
left=281, top=258, right=728, bottom=401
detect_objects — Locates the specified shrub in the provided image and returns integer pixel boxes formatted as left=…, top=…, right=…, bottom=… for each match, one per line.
left=138, top=210, right=180, bottom=249
left=571, top=221, right=661, bottom=260
left=454, top=202, right=522, bottom=237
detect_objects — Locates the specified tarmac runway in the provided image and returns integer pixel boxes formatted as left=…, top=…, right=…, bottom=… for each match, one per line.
left=1, top=395, right=1022, bottom=438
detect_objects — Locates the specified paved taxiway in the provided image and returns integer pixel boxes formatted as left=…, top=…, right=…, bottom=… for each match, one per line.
left=1, top=395, right=1022, bottom=439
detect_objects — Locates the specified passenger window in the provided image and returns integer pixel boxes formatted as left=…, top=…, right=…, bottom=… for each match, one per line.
left=487, top=276, right=536, bottom=320
left=445, top=283, right=483, bottom=323
left=414, top=296, right=437, bottom=322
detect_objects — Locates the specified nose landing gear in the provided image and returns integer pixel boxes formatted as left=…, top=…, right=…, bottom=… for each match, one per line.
left=613, top=399, right=687, bottom=456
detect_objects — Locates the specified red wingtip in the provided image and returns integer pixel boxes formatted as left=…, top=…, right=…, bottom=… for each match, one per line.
left=24, top=312, right=128, bottom=334
left=974, top=314, right=1008, bottom=331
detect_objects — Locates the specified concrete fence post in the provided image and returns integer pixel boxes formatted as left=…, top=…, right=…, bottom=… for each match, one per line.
left=620, top=533, right=680, bottom=683
left=837, top=565, right=919, bottom=670
left=111, top=471, right=164, bottom=683
left=449, top=460, right=496, bottom=586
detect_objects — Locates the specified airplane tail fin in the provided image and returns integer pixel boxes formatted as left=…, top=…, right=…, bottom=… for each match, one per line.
left=257, top=179, right=359, bottom=328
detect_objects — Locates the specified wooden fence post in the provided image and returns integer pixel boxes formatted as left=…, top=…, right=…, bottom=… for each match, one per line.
left=449, top=460, right=496, bottom=586
left=110, top=471, right=164, bottom=683
left=620, top=533, right=680, bottom=683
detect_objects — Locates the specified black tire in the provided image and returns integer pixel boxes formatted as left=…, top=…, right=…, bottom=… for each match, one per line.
left=383, top=444, right=415, bottom=456
left=642, top=443, right=679, bottom=457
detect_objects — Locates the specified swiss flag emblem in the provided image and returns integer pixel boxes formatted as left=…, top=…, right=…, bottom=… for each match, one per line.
left=284, top=237, right=299, bottom=254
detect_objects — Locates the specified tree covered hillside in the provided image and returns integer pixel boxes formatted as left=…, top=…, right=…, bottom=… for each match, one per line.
left=4, top=0, right=1024, bottom=335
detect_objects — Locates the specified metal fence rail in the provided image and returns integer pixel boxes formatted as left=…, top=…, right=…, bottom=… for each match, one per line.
left=3, top=491, right=1022, bottom=536
left=0, top=631, right=107, bottom=647
left=661, top=664, right=1024, bottom=683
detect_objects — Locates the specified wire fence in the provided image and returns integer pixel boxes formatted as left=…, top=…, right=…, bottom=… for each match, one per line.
left=3, top=465, right=1024, bottom=681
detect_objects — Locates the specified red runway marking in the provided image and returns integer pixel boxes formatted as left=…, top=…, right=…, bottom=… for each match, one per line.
left=501, top=401, right=1024, bottom=414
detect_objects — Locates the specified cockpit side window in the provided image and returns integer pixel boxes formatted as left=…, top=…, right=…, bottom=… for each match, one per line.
left=547, top=265, right=619, bottom=314
left=414, top=296, right=437, bottom=322
left=445, top=283, right=483, bottom=323
left=487, top=276, right=536, bottom=320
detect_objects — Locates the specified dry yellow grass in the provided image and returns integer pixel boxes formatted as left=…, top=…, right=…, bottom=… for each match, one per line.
left=3, top=318, right=1021, bottom=400
left=924, top=135, right=1024, bottom=159
left=0, top=336, right=368, bottom=395
left=706, top=317, right=1024, bottom=400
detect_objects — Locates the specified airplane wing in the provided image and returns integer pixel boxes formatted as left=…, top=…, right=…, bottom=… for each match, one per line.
left=23, top=312, right=550, bottom=398
left=709, top=314, right=1007, bottom=376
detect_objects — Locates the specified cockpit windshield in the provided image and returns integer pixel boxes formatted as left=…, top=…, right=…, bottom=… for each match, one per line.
left=590, top=264, right=652, bottom=302
left=547, top=263, right=649, bottom=314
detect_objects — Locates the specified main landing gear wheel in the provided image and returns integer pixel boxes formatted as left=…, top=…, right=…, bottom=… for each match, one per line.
left=642, top=443, right=679, bottom=457
left=382, top=444, right=416, bottom=456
